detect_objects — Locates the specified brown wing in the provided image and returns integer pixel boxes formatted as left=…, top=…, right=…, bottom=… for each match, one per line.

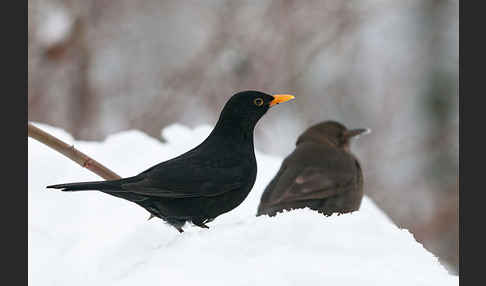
left=259, top=144, right=358, bottom=208
left=267, top=166, right=356, bottom=205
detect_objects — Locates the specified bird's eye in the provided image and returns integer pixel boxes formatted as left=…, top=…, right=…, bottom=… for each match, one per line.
left=254, top=98, right=264, bottom=106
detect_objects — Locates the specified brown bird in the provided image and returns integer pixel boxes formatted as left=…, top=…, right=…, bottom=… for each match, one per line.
left=257, top=121, right=369, bottom=217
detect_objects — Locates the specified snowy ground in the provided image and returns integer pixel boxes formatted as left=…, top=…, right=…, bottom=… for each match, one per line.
left=28, top=123, right=458, bottom=286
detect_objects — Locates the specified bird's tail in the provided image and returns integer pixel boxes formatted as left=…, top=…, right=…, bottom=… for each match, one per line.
left=46, top=179, right=125, bottom=192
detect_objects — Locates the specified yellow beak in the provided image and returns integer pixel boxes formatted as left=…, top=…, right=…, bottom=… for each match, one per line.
left=270, top=94, right=295, bottom=107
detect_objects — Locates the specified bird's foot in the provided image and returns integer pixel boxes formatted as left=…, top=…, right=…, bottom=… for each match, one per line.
left=204, top=218, right=215, bottom=224
left=147, top=214, right=156, bottom=221
left=165, top=218, right=186, bottom=233
left=193, top=220, right=210, bottom=229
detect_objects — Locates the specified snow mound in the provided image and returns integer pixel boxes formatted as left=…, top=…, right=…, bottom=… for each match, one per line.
left=28, top=122, right=458, bottom=286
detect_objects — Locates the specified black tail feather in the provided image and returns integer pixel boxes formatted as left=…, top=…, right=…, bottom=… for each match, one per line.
left=46, top=180, right=123, bottom=192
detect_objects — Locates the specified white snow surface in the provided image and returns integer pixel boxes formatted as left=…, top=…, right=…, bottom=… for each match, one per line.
left=28, top=123, right=458, bottom=286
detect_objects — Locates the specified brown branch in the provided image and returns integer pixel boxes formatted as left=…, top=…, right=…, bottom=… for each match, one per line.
left=28, top=122, right=121, bottom=180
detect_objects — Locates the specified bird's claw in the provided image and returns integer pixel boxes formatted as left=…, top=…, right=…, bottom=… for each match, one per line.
left=193, top=221, right=210, bottom=229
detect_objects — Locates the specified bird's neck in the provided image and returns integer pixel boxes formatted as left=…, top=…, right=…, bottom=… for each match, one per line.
left=205, top=116, right=256, bottom=152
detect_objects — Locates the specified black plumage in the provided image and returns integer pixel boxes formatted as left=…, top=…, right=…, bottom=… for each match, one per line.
left=257, top=121, right=369, bottom=217
left=47, top=91, right=295, bottom=232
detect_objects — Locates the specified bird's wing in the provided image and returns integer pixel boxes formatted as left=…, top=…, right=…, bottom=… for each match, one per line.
left=261, top=148, right=358, bottom=206
left=116, top=158, right=248, bottom=198
left=265, top=167, right=354, bottom=205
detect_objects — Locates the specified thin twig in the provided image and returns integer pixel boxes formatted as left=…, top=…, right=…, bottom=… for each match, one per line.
left=28, top=122, right=121, bottom=180
left=29, top=122, right=156, bottom=220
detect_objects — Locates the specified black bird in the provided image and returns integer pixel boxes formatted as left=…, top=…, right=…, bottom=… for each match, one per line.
left=47, top=91, right=295, bottom=232
left=257, top=121, right=369, bottom=217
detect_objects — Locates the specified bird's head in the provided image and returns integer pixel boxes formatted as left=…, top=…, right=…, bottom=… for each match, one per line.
left=217, top=90, right=295, bottom=129
left=296, top=121, right=370, bottom=152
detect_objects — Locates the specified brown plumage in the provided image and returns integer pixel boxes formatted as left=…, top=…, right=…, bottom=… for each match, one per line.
left=257, top=121, right=369, bottom=217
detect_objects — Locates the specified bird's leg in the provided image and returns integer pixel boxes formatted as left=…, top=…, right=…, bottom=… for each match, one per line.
left=165, top=218, right=186, bottom=233
left=193, top=220, right=210, bottom=229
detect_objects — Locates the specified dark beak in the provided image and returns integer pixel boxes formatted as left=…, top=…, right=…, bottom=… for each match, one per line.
left=270, top=94, right=295, bottom=107
left=344, top=128, right=371, bottom=139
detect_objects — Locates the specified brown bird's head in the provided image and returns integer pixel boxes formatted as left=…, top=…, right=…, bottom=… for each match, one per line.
left=296, top=121, right=370, bottom=152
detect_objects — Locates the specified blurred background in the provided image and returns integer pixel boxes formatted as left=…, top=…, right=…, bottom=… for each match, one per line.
left=28, top=0, right=459, bottom=274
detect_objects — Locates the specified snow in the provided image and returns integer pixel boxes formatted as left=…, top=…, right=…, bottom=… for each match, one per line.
left=28, top=122, right=458, bottom=286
